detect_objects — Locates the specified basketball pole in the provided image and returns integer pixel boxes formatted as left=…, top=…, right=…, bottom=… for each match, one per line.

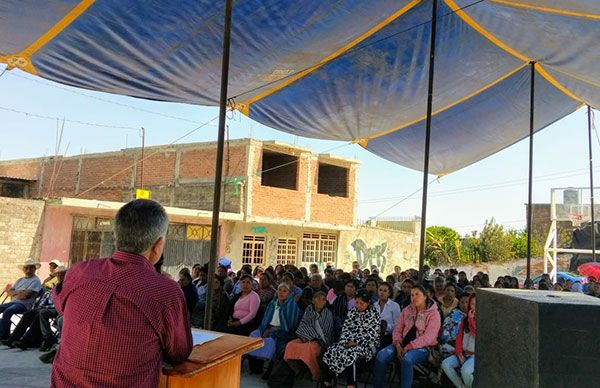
left=418, top=0, right=438, bottom=282
left=205, top=0, right=233, bottom=330
left=588, top=105, right=596, bottom=262
left=526, top=61, right=536, bottom=285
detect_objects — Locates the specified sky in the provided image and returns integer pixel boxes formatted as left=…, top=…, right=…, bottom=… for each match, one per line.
left=0, top=66, right=597, bottom=236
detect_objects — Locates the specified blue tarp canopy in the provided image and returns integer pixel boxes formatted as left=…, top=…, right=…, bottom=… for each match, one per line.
left=1, top=0, right=599, bottom=174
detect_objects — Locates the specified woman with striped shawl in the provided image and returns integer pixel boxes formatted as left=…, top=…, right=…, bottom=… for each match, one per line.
left=248, top=283, right=301, bottom=362
left=283, top=291, right=334, bottom=380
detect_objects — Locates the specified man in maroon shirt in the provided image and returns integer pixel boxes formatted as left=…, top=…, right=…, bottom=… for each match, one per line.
left=51, top=199, right=192, bottom=387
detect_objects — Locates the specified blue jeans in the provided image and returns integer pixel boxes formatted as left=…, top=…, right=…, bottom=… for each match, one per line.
left=442, top=354, right=475, bottom=388
left=373, top=344, right=396, bottom=388
left=372, top=345, right=429, bottom=388
left=0, top=302, right=28, bottom=339
left=400, top=348, right=430, bottom=388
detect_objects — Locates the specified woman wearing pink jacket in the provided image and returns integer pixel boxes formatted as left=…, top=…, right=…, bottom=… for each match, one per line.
left=372, top=284, right=441, bottom=388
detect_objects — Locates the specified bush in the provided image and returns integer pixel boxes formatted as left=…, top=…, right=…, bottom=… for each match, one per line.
left=425, top=226, right=462, bottom=266
left=479, top=219, right=514, bottom=262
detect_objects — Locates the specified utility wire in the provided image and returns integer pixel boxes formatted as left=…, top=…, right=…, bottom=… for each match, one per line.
left=75, top=115, right=220, bottom=198
left=453, top=218, right=526, bottom=230
left=259, top=142, right=351, bottom=175
left=0, top=105, right=140, bottom=130
left=372, top=177, right=439, bottom=219
left=6, top=72, right=202, bottom=125
left=360, top=165, right=600, bottom=204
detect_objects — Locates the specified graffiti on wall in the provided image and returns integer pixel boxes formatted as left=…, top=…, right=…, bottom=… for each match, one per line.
left=351, top=239, right=387, bottom=273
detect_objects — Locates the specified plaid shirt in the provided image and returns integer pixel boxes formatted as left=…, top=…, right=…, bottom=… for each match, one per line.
left=51, top=251, right=192, bottom=388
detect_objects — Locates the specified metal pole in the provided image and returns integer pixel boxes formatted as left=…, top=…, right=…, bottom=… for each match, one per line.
left=526, top=61, right=536, bottom=284
left=418, top=0, right=438, bottom=283
left=204, top=0, right=233, bottom=330
left=588, top=105, right=596, bottom=262
left=140, top=127, right=145, bottom=189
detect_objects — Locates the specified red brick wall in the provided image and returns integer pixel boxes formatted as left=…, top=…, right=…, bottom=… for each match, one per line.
left=135, top=151, right=176, bottom=187
left=310, top=162, right=355, bottom=225
left=0, top=161, right=40, bottom=180
left=41, top=158, right=80, bottom=197
left=0, top=142, right=357, bottom=225
left=251, top=148, right=307, bottom=221
left=179, top=145, right=247, bottom=180
left=0, top=143, right=249, bottom=208
left=79, top=153, right=133, bottom=190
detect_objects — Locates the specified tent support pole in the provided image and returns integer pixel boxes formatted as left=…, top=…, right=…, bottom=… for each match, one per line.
left=418, top=0, right=438, bottom=282
left=526, top=61, right=536, bottom=285
left=204, top=0, right=233, bottom=330
left=588, top=105, right=596, bottom=262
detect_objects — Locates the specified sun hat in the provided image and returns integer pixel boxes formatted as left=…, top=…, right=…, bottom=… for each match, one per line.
left=20, top=258, right=41, bottom=269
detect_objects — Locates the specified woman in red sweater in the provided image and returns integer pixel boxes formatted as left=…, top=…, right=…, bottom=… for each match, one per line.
left=441, top=294, right=476, bottom=388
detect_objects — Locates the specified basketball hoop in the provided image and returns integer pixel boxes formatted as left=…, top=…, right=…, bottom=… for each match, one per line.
left=568, top=212, right=586, bottom=226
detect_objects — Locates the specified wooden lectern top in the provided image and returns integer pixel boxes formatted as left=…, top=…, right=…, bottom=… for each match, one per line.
left=163, top=331, right=263, bottom=378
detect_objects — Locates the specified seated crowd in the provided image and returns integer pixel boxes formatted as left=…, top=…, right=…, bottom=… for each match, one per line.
left=178, top=262, right=600, bottom=387
left=0, top=259, right=66, bottom=363
left=3, top=257, right=599, bottom=387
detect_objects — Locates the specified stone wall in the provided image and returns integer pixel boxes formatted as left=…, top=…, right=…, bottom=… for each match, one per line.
left=0, top=197, right=45, bottom=288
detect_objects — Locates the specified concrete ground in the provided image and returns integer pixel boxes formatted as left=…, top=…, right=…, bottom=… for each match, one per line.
left=0, top=343, right=319, bottom=387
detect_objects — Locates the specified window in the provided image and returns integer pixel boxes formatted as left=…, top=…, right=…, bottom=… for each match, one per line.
left=70, top=217, right=212, bottom=273
left=242, top=235, right=265, bottom=265
left=276, top=238, right=297, bottom=265
left=162, top=223, right=211, bottom=270
left=0, top=181, right=28, bottom=198
left=69, top=217, right=115, bottom=265
left=301, top=233, right=337, bottom=264
left=261, top=150, right=298, bottom=190
left=317, top=163, right=348, bottom=197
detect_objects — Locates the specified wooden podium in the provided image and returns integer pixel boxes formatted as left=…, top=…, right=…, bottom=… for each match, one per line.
left=159, top=331, right=263, bottom=388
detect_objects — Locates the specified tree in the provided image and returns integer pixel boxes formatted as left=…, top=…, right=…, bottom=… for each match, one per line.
left=479, top=218, right=513, bottom=262
left=461, top=231, right=482, bottom=263
left=425, top=226, right=462, bottom=266
left=508, top=228, right=543, bottom=259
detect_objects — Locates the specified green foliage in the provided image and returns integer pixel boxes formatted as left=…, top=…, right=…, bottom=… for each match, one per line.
left=461, top=231, right=482, bottom=263
left=425, top=226, right=462, bottom=266
left=478, top=218, right=514, bottom=262
left=508, top=228, right=543, bottom=259
left=424, top=219, right=547, bottom=265
left=557, top=226, right=573, bottom=248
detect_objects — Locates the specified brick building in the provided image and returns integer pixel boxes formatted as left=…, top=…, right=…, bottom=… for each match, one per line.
left=0, top=139, right=418, bottom=282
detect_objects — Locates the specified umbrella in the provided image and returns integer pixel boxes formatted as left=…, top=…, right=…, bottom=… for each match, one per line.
left=0, top=0, right=598, bottom=174
left=578, top=262, right=600, bottom=280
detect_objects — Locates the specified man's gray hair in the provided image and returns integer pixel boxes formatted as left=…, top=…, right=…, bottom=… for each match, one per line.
left=114, top=199, right=169, bottom=254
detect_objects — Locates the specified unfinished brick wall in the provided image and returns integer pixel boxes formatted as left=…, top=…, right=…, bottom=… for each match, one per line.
left=0, top=142, right=248, bottom=212
left=0, top=140, right=358, bottom=225
left=0, top=161, right=40, bottom=180
left=0, top=197, right=45, bottom=288
left=251, top=147, right=308, bottom=221
left=310, top=162, right=356, bottom=226
left=179, top=145, right=247, bottom=180
left=135, top=151, right=177, bottom=187
left=42, top=158, right=80, bottom=197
